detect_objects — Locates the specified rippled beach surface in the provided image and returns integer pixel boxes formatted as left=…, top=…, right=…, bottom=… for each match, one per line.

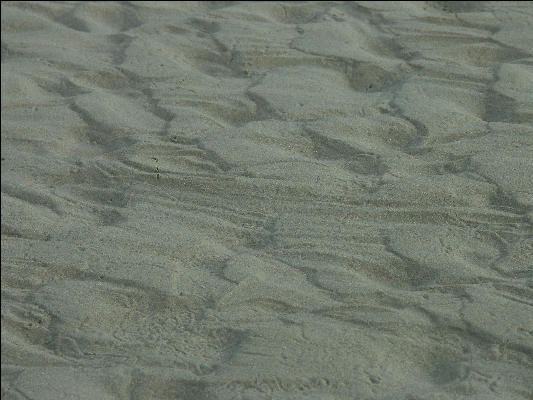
left=2, top=2, right=532, bottom=399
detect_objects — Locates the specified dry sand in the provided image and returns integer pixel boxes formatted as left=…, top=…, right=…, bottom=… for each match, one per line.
left=1, top=1, right=533, bottom=399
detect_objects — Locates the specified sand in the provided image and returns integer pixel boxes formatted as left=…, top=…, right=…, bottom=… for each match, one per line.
left=1, top=1, right=532, bottom=399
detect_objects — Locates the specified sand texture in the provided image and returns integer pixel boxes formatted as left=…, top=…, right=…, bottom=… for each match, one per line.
left=2, top=1, right=533, bottom=399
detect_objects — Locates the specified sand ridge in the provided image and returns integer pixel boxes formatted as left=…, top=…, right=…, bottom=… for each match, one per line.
left=2, top=2, right=533, bottom=399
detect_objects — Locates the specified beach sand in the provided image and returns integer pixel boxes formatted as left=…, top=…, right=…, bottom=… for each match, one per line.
left=2, top=1, right=532, bottom=399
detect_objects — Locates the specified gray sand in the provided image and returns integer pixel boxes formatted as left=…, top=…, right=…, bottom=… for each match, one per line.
left=2, top=2, right=532, bottom=399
